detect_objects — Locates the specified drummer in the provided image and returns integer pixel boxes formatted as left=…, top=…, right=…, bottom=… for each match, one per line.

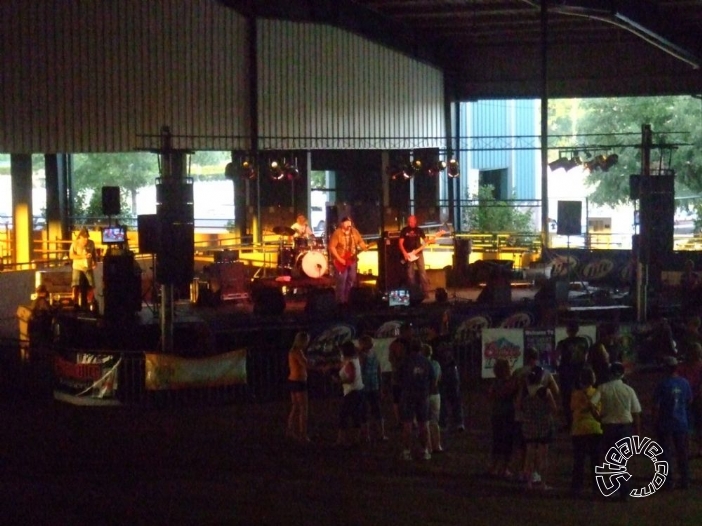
left=290, top=214, right=314, bottom=242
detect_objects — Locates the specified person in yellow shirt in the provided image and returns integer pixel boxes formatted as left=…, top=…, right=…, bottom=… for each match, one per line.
left=570, top=367, right=603, bottom=495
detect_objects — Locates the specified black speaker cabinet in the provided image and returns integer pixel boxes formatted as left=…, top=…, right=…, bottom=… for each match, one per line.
left=304, top=287, right=337, bottom=317
left=156, top=216, right=194, bottom=286
left=453, top=237, right=472, bottom=276
left=349, top=286, right=377, bottom=311
left=102, top=186, right=121, bottom=216
left=103, top=251, right=141, bottom=320
left=378, top=231, right=405, bottom=292
left=252, top=287, right=286, bottom=316
left=137, top=214, right=160, bottom=254
left=557, top=201, right=582, bottom=236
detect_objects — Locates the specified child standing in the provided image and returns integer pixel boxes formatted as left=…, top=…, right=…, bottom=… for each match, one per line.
left=359, top=335, right=388, bottom=443
left=336, top=341, right=365, bottom=447
left=422, top=343, right=444, bottom=453
left=287, top=331, right=312, bottom=443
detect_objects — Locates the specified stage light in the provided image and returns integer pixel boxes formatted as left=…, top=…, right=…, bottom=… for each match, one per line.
left=601, top=154, right=619, bottom=172
left=411, top=159, right=423, bottom=172
left=241, top=160, right=256, bottom=180
left=284, top=162, right=300, bottom=181
left=548, top=157, right=571, bottom=172
left=427, top=160, right=447, bottom=177
left=447, top=159, right=460, bottom=178
left=269, top=160, right=285, bottom=181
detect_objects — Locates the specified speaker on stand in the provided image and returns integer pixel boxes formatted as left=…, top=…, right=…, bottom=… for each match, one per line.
left=102, top=186, right=121, bottom=216
left=557, top=200, right=584, bottom=297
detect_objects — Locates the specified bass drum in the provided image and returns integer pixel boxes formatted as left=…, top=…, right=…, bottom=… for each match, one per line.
left=296, top=250, right=328, bottom=278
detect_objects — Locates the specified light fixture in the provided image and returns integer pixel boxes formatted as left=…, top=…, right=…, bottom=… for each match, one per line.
left=583, top=153, right=619, bottom=173
left=427, top=160, right=447, bottom=177
left=447, top=159, right=460, bottom=178
left=601, top=154, right=619, bottom=172
left=548, top=157, right=571, bottom=172
left=283, top=161, right=300, bottom=181
left=269, top=160, right=285, bottom=181
left=241, top=159, right=256, bottom=180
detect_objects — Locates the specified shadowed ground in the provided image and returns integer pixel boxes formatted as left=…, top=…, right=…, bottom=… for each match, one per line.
left=1, top=365, right=700, bottom=526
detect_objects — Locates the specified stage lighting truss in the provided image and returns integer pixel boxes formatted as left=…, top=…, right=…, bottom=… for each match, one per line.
left=388, top=157, right=459, bottom=180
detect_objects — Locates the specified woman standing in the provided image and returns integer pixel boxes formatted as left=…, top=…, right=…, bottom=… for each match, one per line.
left=287, top=331, right=312, bottom=443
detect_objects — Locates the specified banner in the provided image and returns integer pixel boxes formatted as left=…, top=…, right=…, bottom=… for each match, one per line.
left=53, top=352, right=121, bottom=405
left=524, top=328, right=556, bottom=371
left=481, top=328, right=524, bottom=378
left=144, top=349, right=247, bottom=390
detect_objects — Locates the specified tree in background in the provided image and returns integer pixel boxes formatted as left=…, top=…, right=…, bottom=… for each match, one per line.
left=72, top=152, right=156, bottom=218
left=463, top=185, right=535, bottom=232
left=549, top=96, right=702, bottom=227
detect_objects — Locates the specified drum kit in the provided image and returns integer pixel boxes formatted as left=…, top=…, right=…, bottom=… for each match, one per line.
left=272, top=226, right=329, bottom=278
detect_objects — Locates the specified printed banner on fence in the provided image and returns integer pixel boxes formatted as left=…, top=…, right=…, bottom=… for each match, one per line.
left=524, top=328, right=556, bottom=371
left=144, top=349, right=247, bottom=391
left=53, top=352, right=121, bottom=406
left=481, top=328, right=524, bottom=378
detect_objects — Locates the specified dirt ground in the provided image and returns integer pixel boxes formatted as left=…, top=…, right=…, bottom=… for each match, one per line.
left=1, top=366, right=701, bottom=526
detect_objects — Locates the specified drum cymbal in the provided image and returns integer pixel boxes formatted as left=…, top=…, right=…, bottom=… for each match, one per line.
left=273, top=226, right=296, bottom=236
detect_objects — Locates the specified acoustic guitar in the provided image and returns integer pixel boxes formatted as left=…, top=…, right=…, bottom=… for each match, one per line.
left=402, top=229, right=448, bottom=264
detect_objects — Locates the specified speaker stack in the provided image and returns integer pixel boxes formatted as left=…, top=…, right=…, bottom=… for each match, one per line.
left=155, top=181, right=194, bottom=287
left=377, top=231, right=405, bottom=292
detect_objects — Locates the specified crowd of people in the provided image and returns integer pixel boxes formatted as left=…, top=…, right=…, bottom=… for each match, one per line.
left=285, top=322, right=463, bottom=460
left=284, top=317, right=702, bottom=499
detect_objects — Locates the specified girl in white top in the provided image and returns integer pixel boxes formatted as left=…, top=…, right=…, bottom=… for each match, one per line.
left=336, top=341, right=365, bottom=446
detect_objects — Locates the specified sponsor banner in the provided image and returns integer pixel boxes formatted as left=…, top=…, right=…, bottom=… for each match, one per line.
left=524, top=328, right=556, bottom=371
left=53, top=352, right=121, bottom=403
left=307, top=323, right=357, bottom=364
left=546, top=249, right=634, bottom=287
left=481, top=328, right=524, bottom=378
left=144, top=349, right=247, bottom=391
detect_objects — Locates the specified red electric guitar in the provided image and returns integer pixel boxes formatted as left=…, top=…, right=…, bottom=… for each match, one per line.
left=332, top=243, right=376, bottom=273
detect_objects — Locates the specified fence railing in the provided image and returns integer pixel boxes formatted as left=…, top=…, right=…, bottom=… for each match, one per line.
left=6, top=335, right=483, bottom=409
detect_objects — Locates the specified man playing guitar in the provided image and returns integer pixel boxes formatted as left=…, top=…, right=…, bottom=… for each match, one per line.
left=328, top=216, right=369, bottom=305
left=399, top=215, right=445, bottom=296
left=69, top=227, right=97, bottom=310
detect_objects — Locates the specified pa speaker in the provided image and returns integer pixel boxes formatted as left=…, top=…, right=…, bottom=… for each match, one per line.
left=102, top=186, right=121, bottom=216
left=349, top=286, right=377, bottom=311
left=156, top=217, right=194, bottom=286
left=557, top=201, right=582, bottom=236
left=378, top=231, right=405, bottom=292
left=304, top=288, right=337, bottom=317
left=252, top=287, right=286, bottom=316
left=137, top=214, right=160, bottom=254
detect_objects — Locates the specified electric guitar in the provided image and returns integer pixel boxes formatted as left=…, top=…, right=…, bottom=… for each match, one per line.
left=402, top=229, right=448, bottom=264
left=332, top=243, right=376, bottom=273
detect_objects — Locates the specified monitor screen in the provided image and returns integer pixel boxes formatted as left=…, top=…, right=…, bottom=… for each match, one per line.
left=101, top=226, right=126, bottom=244
left=388, top=289, right=410, bottom=307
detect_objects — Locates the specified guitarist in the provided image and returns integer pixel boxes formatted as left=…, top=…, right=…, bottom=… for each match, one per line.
left=69, top=227, right=97, bottom=310
left=328, top=216, right=369, bottom=305
left=399, top=215, right=431, bottom=295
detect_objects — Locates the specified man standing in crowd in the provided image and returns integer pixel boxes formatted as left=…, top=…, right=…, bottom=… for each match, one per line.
left=328, top=216, right=368, bottom=305
left=399, top=339, right=436, bottom=461
left=556, top=320, right=590, bottom=431
left=653, top=356, right=692, bottom=490
left=597, top=362, right=642, bottom=501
